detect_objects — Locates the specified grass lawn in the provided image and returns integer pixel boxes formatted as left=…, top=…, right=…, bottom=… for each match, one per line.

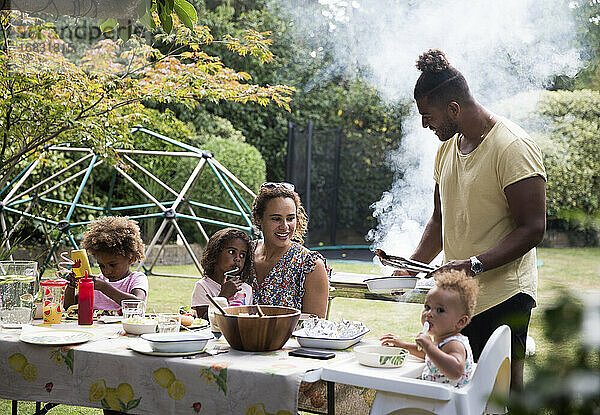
left=2, top=247, right=598, bottom=414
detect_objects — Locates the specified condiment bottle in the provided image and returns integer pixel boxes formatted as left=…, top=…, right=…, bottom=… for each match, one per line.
left=78, top=272, right=94, bottom=325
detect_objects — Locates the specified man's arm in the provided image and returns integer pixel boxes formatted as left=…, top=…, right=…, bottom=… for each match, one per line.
left=435, top=175, right=546, bottom=276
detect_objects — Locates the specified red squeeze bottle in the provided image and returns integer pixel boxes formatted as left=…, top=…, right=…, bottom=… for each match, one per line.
left=78, top=271, right=94, bottom=325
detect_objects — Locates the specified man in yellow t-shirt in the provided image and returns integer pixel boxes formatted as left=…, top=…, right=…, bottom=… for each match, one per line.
left=403, top=49, right=546, bottom=393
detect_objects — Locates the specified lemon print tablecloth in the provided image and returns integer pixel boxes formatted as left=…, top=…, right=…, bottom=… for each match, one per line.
left=0, top=321, right=352, bottom=414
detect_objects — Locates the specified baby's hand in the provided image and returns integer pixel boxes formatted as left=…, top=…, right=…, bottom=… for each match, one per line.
left=379, top=333, right=402, bottom=347
left=415, top=331, right=434, bottom=352
left=220, top=277, right=242, bottom=299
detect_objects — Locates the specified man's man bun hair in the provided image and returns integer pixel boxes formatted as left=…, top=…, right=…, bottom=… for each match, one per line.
left=413, top=48, right=470, bottom=105
left=416, top=49, right=450, bottom=73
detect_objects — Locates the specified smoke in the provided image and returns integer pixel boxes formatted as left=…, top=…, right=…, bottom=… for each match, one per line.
left=274, top=0, right=582, bottom=257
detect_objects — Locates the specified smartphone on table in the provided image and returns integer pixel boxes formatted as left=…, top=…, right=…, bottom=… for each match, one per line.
left=289, top=348, right=335, bottom=360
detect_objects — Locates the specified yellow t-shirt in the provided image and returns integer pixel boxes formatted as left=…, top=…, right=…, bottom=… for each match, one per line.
left=433, top=117, right=546, bottom=314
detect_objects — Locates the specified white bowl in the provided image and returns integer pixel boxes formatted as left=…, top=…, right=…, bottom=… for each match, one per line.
left=141, top=332, right=213, bottom=353
left=354, top=345, right=408, bottom=368
left=293, top=329, right=369, bottom=350
left=364, top=276, right=419, bottom=294
left=122, top=318, right=158, bottom=335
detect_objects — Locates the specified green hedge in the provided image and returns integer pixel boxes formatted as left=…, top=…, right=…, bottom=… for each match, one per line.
left=496, top=89, right=600, bottom=236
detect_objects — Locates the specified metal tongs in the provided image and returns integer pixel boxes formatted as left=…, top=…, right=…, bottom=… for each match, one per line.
left=374, top=249, right=436, bottom=274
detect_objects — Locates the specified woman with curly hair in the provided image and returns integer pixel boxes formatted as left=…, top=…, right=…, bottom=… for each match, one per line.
left=250, top=182, right=329, bottom=318
left=190, top=228, right=253, bottom=319
left=64, top=216, right=148, bottom=312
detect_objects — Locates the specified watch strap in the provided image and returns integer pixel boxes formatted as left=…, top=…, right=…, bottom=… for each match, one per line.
left=469, top=256, right=484, bottom=274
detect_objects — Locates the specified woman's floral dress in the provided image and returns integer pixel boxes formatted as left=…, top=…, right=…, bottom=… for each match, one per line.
left=250, top=241, right=329, bottom=310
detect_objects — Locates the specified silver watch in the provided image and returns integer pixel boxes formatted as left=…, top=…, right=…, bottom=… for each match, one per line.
left=469, top=256, right=484, bottom=275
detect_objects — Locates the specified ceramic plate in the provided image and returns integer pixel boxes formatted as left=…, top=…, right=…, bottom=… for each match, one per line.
left=364, top=276, right=419, bottom=294
left=99, top=315, right=123, bottom=324
left=184, top=318, right=209, bottom=330
left=128, top=339, right=207, bottom=356
left=20, top=329, right=94, bottom=345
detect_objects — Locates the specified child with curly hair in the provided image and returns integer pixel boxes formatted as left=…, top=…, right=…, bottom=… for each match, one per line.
left=191, top=228, right=253, bottom=319
left=380, top=270, right=479, bottom=388
left=64, top=216, right=148, bottom=312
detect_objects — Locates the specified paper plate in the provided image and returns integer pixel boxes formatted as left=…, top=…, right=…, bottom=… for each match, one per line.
left=20, top=329, right=93, bottom=346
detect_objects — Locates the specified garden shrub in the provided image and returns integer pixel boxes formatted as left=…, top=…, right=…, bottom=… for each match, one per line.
left=495, top=89, right=600, bottom=240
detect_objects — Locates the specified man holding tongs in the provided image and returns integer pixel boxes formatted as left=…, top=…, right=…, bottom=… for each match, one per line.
left=383, top=49, right=546, bottom=395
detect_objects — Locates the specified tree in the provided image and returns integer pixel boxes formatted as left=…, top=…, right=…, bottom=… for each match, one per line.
left=0, top=8, right=293, bottom=190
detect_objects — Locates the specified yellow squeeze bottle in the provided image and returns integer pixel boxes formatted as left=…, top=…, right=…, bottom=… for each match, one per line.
left=71, top=249, right=92, bottom=279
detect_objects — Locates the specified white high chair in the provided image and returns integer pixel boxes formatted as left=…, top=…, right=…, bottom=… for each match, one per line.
left=370, top=325, right=512, bottom=415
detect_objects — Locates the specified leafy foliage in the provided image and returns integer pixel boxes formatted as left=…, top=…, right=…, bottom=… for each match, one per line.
left=495, top=90, right=600, bottom=237
left=165, top=1, right=407, bottom=182
left=509, top=292, right=600, bottom=414
left=0, top=10, right=292, bottom=191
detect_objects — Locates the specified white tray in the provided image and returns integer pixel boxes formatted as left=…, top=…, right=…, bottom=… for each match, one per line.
left=293, top=329, right=369, bottom=350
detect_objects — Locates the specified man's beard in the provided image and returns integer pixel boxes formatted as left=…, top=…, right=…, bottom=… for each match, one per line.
left=437, top=117, right=459, bottom=142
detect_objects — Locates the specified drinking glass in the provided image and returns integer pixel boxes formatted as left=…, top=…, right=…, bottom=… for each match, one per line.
left=0, top=307, right=32, bottom=326
left=156, top=313, right=181, bottom=333
left=0, top=261, right=38, bottom=310
left=121, top=299, right=144, bottom=321
left=40, top=279, right=67, bottom=324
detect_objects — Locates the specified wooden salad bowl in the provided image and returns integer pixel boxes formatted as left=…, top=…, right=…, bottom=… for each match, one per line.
left=214, top=305, right=300, bottom=352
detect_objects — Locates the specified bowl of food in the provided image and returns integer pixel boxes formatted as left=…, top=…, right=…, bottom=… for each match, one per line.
left=354, top=345, right=408, bottom=368
left=293, top=329, right=369, bottom=350
left=214, top=305, right=300, bottom=352
left=141, top=332, right=213, bottom=353
left=293, top=318, right=369, bottom=349
left=122, top=316, right=158, bottom=335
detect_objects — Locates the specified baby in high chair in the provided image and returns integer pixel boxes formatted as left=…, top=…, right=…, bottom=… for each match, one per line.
left=380, top=270, right=479, bottom=387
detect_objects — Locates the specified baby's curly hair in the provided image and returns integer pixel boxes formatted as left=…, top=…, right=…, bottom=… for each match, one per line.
left=201, top=228, right=253, bottom=283
left=81, top=216, right=145, bottom=262
left=434, top=270, right=479, bottom=318
left=252, top=185, right=308, bottom=244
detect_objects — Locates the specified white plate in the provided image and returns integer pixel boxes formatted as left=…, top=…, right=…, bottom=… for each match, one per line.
left=293, top=329, right=369, bottom=350
left=364, top=276, right=419, bottom=294
left=99, top=315, right=123, bottom=324
left=128, top=339, right=206, bottom=356
left=185, top=318, right=209, bottom=330
left=20, top=329, right=94, bottom=346
left=141, top=332, right=213, bottom=353
left=2, top=323, right=25, bottom=329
